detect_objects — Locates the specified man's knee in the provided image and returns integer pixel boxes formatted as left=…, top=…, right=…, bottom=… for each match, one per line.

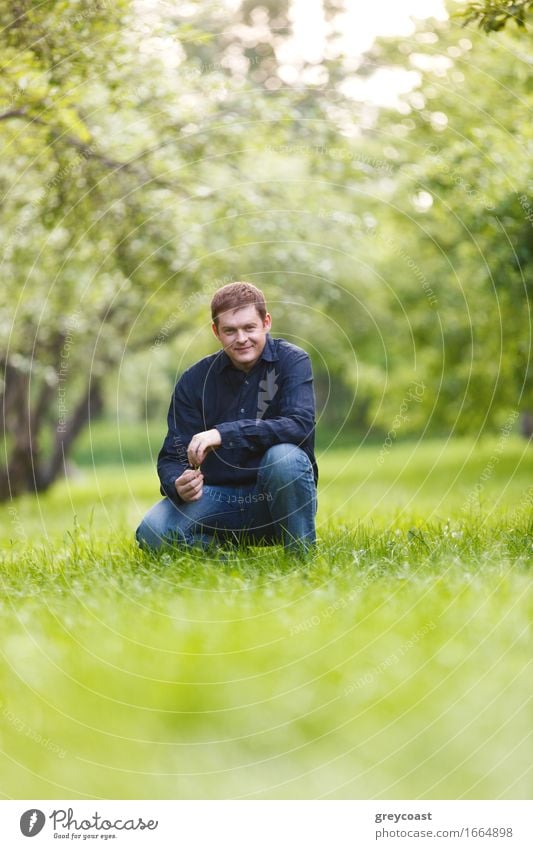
left=136, top=516, right=160, bottom=550
left=135, top=499, right=187, bottom=550
left=259, top=443, right=312, bottom=485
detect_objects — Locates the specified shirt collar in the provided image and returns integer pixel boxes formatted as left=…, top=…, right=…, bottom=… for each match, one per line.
left=215, top=333, right=278, bottom=374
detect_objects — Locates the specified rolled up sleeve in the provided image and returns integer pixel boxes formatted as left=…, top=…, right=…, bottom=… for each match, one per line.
left=157, top=374, right=202, bottom=502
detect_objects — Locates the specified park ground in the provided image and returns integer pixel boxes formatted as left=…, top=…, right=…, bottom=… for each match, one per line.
left=0, top=428, right=531, bottom=799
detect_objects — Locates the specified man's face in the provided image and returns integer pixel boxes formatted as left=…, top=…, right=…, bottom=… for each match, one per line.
left=212, top=304, right=272, bottom=372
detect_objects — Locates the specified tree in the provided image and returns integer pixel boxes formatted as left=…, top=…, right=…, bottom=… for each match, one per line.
left=348, top=5, right=532, bottom=435
left=1, top=0, right=362, bottom=499
left=0, top=0, right=259, bottom=498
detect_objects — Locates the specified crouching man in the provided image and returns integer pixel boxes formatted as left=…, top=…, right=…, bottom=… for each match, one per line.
left=136, top=281, right=318, bottom=554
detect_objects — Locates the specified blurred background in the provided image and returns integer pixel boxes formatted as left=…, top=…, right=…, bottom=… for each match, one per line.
left=1, top=0, right=531, bottom=500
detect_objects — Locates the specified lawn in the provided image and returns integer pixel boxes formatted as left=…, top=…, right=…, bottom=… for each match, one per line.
left=0, top=433, right=531, bottom=799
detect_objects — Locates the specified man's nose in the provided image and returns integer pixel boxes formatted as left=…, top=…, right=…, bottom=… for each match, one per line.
left=236, top=329, right=247, bottom=343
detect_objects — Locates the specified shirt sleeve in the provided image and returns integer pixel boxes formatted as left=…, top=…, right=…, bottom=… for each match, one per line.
left=215, top=350, right=315, bottom=451
left=157, top=372, right=202, bottom=502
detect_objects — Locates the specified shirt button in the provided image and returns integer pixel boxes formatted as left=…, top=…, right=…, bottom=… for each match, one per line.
left=240, top=408, right=245, bottom=413
left=229, top=441, right=234, bottom=447
left=244, top=380, right=249, bottom=385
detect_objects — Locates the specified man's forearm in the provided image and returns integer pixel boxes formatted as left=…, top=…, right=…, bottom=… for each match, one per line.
left=215, top=413, right=314, bottom=451
left=157, top=434, right=189, bottom=501
left=157, top=462, right=186, bottom=502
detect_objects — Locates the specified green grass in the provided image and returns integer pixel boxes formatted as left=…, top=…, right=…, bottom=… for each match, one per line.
left=0, top=436, right=531, bottom=799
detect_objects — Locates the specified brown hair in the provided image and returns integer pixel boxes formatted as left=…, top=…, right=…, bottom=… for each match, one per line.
left=211, top=281, right=267, bottom=325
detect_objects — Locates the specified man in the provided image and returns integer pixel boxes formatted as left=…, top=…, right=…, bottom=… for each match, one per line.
left=136, top=281, right=318, bottom=554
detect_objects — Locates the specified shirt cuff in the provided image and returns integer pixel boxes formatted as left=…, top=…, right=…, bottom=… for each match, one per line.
left=160, top=479, right=181, bottom=503
left=214, top=421, right=244, bottom=448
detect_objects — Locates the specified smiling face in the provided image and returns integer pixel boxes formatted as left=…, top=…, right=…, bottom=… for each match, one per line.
left=212, top=304, right=272, bottom=372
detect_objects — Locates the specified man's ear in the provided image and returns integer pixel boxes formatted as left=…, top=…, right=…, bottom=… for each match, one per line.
left=264, top=313, right=272, bottom=331
left=211, top=321, right=220, bottom=340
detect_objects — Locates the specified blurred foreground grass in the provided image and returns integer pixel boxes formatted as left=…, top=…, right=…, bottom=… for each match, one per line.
left=0, top=432, right=531, bottom=799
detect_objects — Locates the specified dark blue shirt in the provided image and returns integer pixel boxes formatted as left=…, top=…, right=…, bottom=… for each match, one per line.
left=157, top=334, right=318, bottom=502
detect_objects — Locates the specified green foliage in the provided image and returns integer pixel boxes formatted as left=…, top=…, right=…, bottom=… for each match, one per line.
left=455, top=0, right=533, bottom=31
left=0, top=0, right=346, bottom=495
left=351, top=8, right=533, bottom=433
left=0, top=440, right=531, bottom=797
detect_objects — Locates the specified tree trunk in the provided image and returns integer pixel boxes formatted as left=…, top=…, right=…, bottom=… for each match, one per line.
left=0, top=369, right=103, bottom=502
left=37, top=377, right=103, bottom=490
left=0, top=363, right=35, bottom=500
left=521, top=412, right=533, bottom=439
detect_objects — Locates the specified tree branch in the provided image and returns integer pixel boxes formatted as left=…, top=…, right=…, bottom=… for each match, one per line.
left=0, top=106, right=186, bottom=192
left=0, top=108, right=26, bottom=121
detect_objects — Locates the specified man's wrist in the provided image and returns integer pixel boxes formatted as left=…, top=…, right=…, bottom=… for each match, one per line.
left=202, top=427, right=221, bottom=445
left=159, top=477, right=183, bottom=503
left=214, top=421, right=239, bottom=448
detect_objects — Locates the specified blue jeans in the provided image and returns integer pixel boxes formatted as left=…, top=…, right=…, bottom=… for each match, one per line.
left=136, top=444, right=316, bottom=553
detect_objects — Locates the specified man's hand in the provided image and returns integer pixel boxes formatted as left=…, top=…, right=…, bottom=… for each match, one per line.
left=175, top=468, right=204, bottom=502
left=187, top=428, right=221, bottom=467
